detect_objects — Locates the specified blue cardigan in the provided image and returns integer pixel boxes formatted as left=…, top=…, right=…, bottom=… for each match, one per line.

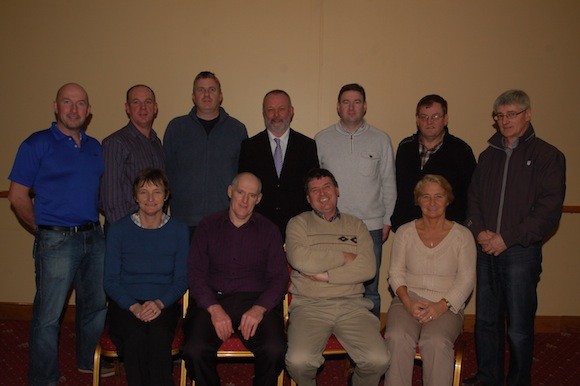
left=104, top=215, right=188, bottom=310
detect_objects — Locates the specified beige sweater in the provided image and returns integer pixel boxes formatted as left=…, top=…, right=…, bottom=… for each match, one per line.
left=286, top=211, right=375, bottom=298
left=388, top=221, right=476, bottom=313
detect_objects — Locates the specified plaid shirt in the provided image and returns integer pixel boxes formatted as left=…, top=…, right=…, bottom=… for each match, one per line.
left=419, top=139, right=444, bottom=170
left=313, top=208, right=341, bottom=222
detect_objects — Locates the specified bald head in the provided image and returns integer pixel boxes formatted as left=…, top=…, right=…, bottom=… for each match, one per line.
left=227, top=172, right=263, bottom=227
left=53, top=83, right=91, bottom=133
left=231, top=172, right=262, bottom=194
left=56, top=83, right=89, bottom=103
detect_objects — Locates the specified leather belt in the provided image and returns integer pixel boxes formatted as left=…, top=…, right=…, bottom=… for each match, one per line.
left=37, top=222, right=100, bottom=233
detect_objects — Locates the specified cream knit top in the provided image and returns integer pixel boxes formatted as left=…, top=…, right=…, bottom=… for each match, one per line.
left=388, top=220, right=476, bottom=313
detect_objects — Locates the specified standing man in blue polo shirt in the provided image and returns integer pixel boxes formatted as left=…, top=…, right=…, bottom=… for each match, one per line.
left=8, top=83, right=109, bottom=385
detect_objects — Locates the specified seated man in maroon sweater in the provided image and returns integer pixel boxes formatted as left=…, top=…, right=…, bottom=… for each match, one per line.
left=182, top=172, right=289, bottom=386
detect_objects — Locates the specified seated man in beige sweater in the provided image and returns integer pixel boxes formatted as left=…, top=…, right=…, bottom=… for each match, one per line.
left=285, top=168, right=390, bottom=386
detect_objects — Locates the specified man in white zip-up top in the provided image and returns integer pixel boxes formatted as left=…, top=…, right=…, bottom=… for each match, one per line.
left=315, top=83, right=397, bottom=318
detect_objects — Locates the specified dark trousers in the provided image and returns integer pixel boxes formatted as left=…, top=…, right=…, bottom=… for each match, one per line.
left=108, top=300, right=179, bottom=386
left=474, top=244, right=542, bottom=386
left=182, top=292, right=286, bottom=386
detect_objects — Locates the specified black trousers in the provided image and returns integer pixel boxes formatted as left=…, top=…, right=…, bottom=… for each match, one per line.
left=182, top=292, right=286, bottom=386
left=108, top=300, right=179, bottom=386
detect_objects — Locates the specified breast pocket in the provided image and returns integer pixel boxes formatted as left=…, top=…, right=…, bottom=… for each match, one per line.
left=358, top=152, right=379, bottom=177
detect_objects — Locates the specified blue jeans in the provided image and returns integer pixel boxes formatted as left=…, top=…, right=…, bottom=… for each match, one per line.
left=364, top=228, right=383, bottom=318
left=474, top=244, right=542, bottom=386
left=29, top=228, right=107, bottom=386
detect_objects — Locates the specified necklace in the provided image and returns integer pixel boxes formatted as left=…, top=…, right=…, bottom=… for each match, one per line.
left=429, top=241, right=434, bottom=247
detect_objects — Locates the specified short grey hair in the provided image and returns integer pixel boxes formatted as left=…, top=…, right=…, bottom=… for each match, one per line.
left=493, top=89, right=531, bottom=113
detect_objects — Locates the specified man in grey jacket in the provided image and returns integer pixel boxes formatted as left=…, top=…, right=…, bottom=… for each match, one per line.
left=315, top=83, right=396, bottom=318
left=463, top=90, right=566, bottom=386
left=164, top=71, right=248, bottom=240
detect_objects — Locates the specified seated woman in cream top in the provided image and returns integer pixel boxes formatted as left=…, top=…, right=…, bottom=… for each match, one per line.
left=384, top=174, right=476, bottom=386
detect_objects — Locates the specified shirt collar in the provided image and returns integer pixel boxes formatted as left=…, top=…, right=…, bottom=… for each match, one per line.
left=127, top=121, right=158, bottom=140
left=419, top=138, right=444, bottom=153
left=267, top=127, right=290, bottom=145
left=50, top=121, right=86, bottom=143
left=131, top=212, right=170, bottom=228
left=313, top=208, right=341, bottom=222
left=337, top=120, right=368, bottom=136
left=220, top=209, right=258, bottom=228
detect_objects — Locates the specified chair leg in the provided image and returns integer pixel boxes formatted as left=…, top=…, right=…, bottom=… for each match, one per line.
left=180, top=358, right=188, bottom=386
left=92, top=343, right=101, bottom=386
left=276, top=370, right=284, bottom=386
left=452, top=337, right=465, bottom=386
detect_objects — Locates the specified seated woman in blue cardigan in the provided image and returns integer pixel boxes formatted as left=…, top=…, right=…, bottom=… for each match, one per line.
left=104, top=168, right=188, bottom=386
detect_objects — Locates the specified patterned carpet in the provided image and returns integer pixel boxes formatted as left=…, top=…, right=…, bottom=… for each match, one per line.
left=1, top=320, right=579, bottom=385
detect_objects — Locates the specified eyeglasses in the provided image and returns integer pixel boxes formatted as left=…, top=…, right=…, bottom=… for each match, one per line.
left=493, top=108, right=527, bottom=121
left=418, top=113, right=444, bottom=122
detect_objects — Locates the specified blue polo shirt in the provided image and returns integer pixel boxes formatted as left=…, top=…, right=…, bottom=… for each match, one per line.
left=8, top=122, right=104, bottom=226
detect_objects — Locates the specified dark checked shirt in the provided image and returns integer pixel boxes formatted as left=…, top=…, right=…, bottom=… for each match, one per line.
left=100, top=122, right=165, bottom=223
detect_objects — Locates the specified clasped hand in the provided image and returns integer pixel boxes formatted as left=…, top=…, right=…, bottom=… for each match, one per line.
left=406, top=300, right=444, bottom=325
left=477, top=230, right=507, bottom=256
left=129, top=299, right=163, bottom=322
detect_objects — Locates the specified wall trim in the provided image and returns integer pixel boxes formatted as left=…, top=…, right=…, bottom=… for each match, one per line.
left=3, top=302, right=579, bottom=333
left=462, top=314, right=580, bottom=333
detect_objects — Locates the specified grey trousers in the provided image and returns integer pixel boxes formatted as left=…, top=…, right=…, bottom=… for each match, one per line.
left=285, top=295, right=390, bottom=386
left=383, top=297, right=463, bottom=386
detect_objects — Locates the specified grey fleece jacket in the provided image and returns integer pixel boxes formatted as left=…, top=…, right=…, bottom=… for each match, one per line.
left=315, top=121, right=397, bottom=231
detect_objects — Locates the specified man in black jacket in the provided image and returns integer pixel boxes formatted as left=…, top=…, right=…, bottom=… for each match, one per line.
left=238, top=89, right=319, bottom=239
left=391, top=94, right=476, bottom=231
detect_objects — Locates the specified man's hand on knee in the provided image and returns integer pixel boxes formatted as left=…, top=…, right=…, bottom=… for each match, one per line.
left=239, top=305, right=266, bottom=340
left=208, top=304, right=234, bottom=341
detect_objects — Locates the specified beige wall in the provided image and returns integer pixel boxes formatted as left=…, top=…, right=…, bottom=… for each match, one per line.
left=1, top=1, right=578, bottom=315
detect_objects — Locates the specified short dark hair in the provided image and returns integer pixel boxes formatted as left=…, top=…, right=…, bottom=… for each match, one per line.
left=338, top=83, right=366, bottom=102
left=304, top=168, right=339, bottom=193
left=133, top=168, right=170, bottom=197
left=193, top=71, right=221, bottom=92
left=126, top=84, right=156, bottom=103
left=416, top=94, right=447, bottom=116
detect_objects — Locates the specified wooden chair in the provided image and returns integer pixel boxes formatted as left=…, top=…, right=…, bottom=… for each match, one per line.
left=92, top=292, right=187, bottom=386
left=181, top=293, right=286, bottom=386
left=414, top=334, right=465, bottom=386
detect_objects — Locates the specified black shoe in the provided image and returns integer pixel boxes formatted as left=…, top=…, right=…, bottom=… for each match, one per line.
left=78, top=361, right=116, bottom=378
left=461, top=376, right=489, bottom=386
